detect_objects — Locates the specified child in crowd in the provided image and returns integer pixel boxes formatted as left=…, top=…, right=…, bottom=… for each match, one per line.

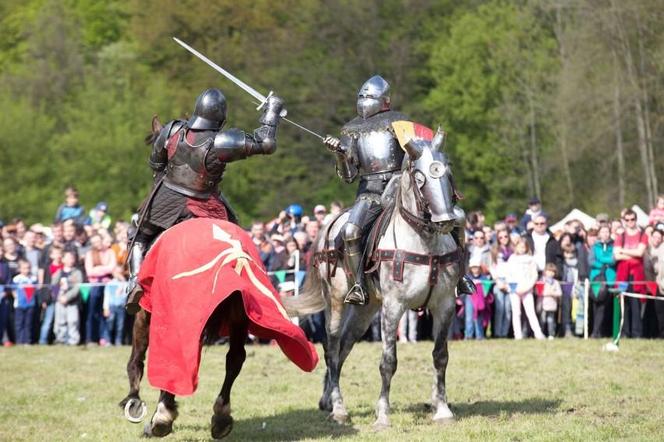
left=648, top=195, right=664, bottom=226
left=561, top=244, right=579, bottom=337
left=12, top=259, right=37, bottom=344
left=53, top=250, right=83, bottom=345
left=464, top=257, right=491, bottom=340
left=103, top=266, right=127, bottom=346
left=38, top=246, right=63, bottom=345
left=541, top=263, right=562, bottom=339
left=507, top=238, right=545, bottom=340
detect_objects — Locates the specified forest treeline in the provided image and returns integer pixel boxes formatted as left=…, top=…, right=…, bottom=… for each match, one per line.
left=0, top=0, right=662, bottom=224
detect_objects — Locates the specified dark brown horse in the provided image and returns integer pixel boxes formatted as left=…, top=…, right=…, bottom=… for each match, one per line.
left=119, top=291, right=248, bottom=439
left=118, top=118, right=247, bottom=439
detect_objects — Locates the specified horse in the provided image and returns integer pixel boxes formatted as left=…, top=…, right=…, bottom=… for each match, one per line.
left=118, top=218, right=317, bottom=438
left=283, top=125, right=461, bottom=429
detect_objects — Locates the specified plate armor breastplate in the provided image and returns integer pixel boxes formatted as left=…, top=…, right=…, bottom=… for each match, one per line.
left=164, top=129, right=221, bottom=199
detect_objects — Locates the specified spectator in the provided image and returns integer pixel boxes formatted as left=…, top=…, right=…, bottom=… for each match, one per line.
left=268, top=234, right=289, bottom=273
left=504, top=213, right=522, bottom=235
left=519, top=197, right=547, bottom=233
left=595, top=213, right=610, bottom=230
left=38, top=245, right=64, bottom=345
left=313, top=204, right=327, bottom=225
left=490, top=229, right=513, bottom=338
left=541, top=263, right=562, bottom=339
left=507, top=238, right=545, bottom=340
left=103, top=266, right=128, bottom=346
left=464, top=257, right=490, bottom=340
left=398, top=309, right=419, bottom=344
left=62, top=219, right=80, bottom=260
left=21, top=230, right=41, bottom=279
left=89, top=201, right=112, bottom=230
left=644, top=227, right=664, bottom=338
left=560, top=238, right=580, bottom=337
left=53, top=250, right=82, bottom=346
left=0, top=247, right=14, bottom=346
left=589, top=225, right=616, bottom=338
left=54, top=186, right=86, bottom=225
left=84, top=233, right=116, bottom=346
left=614, top=209, right=648, bottom=338
left=468, top=230, right=491, bottom=274
left=285, top=237, right=305, bottom=273
left=12, top=259, right=37, bottom=345
left=304, top=221, right=320, bottom=251
left=648, top=195, right=664, bottom=226
left=525, top=214, right=563, bottom=277
left=111, top=224, right=129, bottom=268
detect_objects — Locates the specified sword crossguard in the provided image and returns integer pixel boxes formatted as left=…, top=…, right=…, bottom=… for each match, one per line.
left=256, top=91, right=288, bottom=117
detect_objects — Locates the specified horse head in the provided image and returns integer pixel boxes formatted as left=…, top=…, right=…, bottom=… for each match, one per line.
left=400, top=127, right=456, bottom=233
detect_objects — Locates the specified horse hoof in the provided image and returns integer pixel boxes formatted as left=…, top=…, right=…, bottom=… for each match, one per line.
left=124, top=398, right=147, bottom=423
left=433, top=416, right=456, bottom=425
left=211, top=414, right=233, bottom=439
left=145, top=420, right=173, bottom=438
left=372, top=419, right=389, bottom=431
left=328, top=411, right=349, bottom=425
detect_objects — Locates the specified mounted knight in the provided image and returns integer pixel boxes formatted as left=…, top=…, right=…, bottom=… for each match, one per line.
left=125, top=88, right=284, bottom=313
left=322, top=75, right=474, bottom=305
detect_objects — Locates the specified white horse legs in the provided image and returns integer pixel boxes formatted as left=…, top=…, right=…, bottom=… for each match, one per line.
left=431, top=303, right=455, bottom=423
left=374, top=302, right=405, bottom=429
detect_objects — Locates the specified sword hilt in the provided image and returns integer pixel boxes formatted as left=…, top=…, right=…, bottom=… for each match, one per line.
left=257, top=91, right=288, bottom=117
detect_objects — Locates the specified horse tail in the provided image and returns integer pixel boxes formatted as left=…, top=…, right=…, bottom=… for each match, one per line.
left=281, top=254, right=327, bottom=317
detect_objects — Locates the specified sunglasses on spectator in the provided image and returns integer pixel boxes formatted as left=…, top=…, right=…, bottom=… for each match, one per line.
left=498, top=235, right=508, bottom=239
left=624, top=217, right=636, bottom=222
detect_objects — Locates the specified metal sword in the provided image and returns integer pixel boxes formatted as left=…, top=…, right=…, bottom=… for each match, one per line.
left=173, top=37, right=325, bottom=141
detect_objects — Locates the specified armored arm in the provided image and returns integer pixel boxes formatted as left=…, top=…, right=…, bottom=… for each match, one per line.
left=214, top=96, right=284, bottom=162
left=149, top=120, right=184, bottom=172
left=334, top=134, right=358, bottom=183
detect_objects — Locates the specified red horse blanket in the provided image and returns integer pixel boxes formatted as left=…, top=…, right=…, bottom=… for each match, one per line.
left=138, top=218, right=319, bottom=396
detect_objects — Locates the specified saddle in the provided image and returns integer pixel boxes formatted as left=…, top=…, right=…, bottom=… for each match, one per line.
left=312, top=202, right=394, bottom=282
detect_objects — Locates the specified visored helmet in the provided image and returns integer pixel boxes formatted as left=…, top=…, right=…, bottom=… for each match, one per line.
left=188, top=88, right=227, bottom=130
left=356, top=75, right=390, bottom=119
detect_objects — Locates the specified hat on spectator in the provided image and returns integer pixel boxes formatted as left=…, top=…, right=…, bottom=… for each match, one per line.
left=504, top=213, right=518, bottom=222
left=95, top=201, right=109, bottom=212
left=596, top=213, right=609, bottom=223
left=30, top=223, right=46, bottom=234
left=655, top=222, right=664, bottom=234
left=314, top=204, right=327, bottom=214
left=528, top=197, right=541, bottom=206
left=278, top=281, right=297, bottom=293
left=270, top=233, right=285, bottom=243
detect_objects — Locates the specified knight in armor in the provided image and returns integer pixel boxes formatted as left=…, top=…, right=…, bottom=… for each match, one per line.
left=125, top=88, right=284, bottom=314
left=323, top=76, right=474, bottom=305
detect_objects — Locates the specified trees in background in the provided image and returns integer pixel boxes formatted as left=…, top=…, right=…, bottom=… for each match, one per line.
left=0, top=0, right=662, bottom=224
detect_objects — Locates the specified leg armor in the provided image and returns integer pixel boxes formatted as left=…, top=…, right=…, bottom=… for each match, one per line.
left=125, top=221, right=161, bottom=315
left=341, top=196, right=381, bottom=305
left=451, top=206, right=475, bottom=296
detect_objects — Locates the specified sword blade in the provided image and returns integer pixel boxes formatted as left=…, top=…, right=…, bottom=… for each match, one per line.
left=282, top=116, right=325, bottom=141
left=173, top=37, right=267, bottom=104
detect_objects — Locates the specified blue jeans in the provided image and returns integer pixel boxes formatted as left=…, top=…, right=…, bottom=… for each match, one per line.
left=39, top=303, right=55, bottom=344
left=15, top=306, right=35, bottom=344
left=86, top=287, right=107, bottom=344
left=104, top=305, right=126, bottom=345
left=493, top=285, right=512, bottom=337
left=463, top=295, right=484, bottom=339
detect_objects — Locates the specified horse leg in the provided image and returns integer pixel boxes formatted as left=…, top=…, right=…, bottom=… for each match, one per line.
left=430, top=299, right=456, bottom=424
left=211, top=294, right=248, bottom=440
left=144, top=390, right=178, bottom=437
left=374, top=300, right=405, bottom=430
left=318, top=330, right=332, bottom=412
left=326, top=296, right=349, bottom=424
left=119, top=309, right=150, bottom=422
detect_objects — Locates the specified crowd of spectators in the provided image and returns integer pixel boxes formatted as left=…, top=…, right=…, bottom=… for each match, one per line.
left=1, top=185, right=664, bottom=347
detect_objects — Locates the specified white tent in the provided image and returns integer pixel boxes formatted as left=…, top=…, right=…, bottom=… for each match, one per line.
left=549, top=208, right=597, bottom=233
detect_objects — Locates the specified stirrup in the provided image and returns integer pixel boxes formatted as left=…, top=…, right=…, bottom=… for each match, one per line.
left=344, top=283, right=368, bottom=306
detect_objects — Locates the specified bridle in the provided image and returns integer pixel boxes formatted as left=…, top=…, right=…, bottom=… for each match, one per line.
left=397, top=163, right=453, bottom=236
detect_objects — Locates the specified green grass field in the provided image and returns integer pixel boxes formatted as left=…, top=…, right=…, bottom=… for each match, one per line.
left=1, top=339, right=662, bottom=441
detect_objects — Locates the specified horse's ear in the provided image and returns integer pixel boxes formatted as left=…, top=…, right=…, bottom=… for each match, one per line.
left=152, top=114, right=163, bottom=133
left=403, top=138, right=424, bottom=160
left=431, top=126, right=447, bottom=152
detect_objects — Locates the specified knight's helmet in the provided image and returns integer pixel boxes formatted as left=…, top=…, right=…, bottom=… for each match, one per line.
left=188, top=88, right=227, bottom=130
left=356, top=75, right=391, bottom=119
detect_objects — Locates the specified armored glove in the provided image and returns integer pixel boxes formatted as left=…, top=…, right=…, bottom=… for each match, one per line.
left=323, top=135, right=342, bottom=153
left=259, top=95, right=285, bottom=127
